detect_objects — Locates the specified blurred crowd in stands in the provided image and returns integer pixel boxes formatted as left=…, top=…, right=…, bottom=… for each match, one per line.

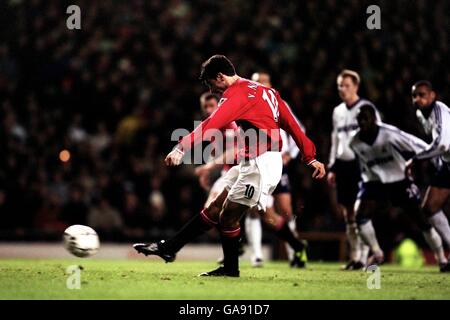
left=0, top=0, right=448, bottom=255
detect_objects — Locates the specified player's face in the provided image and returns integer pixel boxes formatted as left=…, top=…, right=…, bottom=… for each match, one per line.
left=203, top=98, right=218, bottom=116
left=357, top=109, right=375, bottom=132
left=337, top=77, right=358, bottom=102
left=412, top=85, right=436, bottom=109
left=206, top=76, right=228, bottom=94
left=258, top=74, right=272, bottom=87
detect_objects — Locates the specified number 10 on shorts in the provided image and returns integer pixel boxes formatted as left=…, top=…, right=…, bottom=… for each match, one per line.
left=244, top=184, right=255, bottom=199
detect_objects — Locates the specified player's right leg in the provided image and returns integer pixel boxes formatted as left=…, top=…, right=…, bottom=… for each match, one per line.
left=133, top=188, right=228, bottom=261
left=133, top=166, right=240, bottom=262
left=354, top=182, right=385, bottom=268
left=334, top=160, right=367, bottom=270
left=355, top=199, right=384, bottom=267
left=422, top=186, right=450, bottom=272
left=341, top=203, right=366, bottom=269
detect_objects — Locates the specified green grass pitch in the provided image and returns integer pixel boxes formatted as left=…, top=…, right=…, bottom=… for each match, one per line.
left=1, top=259, right=449, bottom=300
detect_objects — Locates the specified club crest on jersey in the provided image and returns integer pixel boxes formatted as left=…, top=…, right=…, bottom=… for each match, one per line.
left=218, top=98, right=227, bottom=106
left=248, top=83, right=258, bottom=90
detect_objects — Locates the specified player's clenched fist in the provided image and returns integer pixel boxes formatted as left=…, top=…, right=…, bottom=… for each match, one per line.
left=309, top=160, right=326, bottom=179
left=165, top=147, right=184, bottom=166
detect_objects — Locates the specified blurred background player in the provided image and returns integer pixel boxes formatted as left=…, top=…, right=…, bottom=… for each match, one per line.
left=327, top=70, right=380, bottom=270
left=409, top=81, right=450, bottom=271
left=245, top=71, right=307, bottom=268
left=350, top=105, right=446, bottom=270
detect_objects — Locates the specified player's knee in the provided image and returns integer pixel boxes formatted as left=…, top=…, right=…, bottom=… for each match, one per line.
left=247, top=206, right=259, bottom=218
left=345, top=205, right=356, bottom=220
left=275, top=206, right=291, bottom=220
left=422, top=202, right=439, bottom=217
left=207, top=197, right=223, bottom=214
left=203, top=201, right=222, bottom=224
left=356, top=215, right=369, bottom=226
left=219, top=202, right=242, bottom=228
left=219, top=213, right=239, bottom=229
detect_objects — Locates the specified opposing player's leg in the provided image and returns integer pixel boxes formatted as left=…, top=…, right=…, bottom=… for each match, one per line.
left=334, top=160, right=368, bottom=270
left=245, top=207, right=264, bottom=267
left=341, top=203, right=366, bottom=269
left=355, top=197, right=384, bottom=267
left=422, top=186, right=450, bottom=271
left=261, top=204, right=307, bottom=268
left=274, top=192, right=297, bottom=262
left=393, top=180, right=447, bottom=269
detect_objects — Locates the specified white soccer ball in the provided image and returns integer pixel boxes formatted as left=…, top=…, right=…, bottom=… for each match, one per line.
left=63, top=225, right=100, bottom=258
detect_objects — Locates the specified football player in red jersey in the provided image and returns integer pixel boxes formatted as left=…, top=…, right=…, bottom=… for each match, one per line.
left=195, top=90, right=310, bottom=269
left=134, top=55, right=325, bottom=277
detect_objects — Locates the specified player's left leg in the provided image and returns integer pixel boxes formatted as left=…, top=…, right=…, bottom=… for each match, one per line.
left=422, top=186, right=450, bottom=271
left=200, top=199, right=250, bottom=277
left=355, top=190, right=384, bottom=267
left=202, top=152, right=282, bottom=276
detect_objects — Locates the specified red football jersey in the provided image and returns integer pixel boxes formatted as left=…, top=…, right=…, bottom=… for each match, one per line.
left=179, top=78, right=316, bottom=164
left=212, top=121, right=239, bottom=171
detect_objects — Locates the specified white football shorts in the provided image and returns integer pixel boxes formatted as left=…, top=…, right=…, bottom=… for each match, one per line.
left=204, top=169, right=229, bottom=207
left=223, top=151, right=283, bottom=212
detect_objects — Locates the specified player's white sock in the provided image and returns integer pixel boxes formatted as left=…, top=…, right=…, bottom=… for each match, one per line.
left=358, top=220, right=382, bottom=255
left=245, top=215, right=263, bottom=261
left=429, top=211, right=450, bottom=250
left=359, top=242, right=370, bottom=264
left=284, top=218, right=297, bottom=261
left=422, top=228, right=447, bottom=265
left=346, top=222, right=362, bottom=261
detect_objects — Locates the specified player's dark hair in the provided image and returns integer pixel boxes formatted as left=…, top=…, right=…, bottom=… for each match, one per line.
left=359, top=104, right=376, bottom=117
left=203, top=92, right=219, bottom=102
left=413, top=80, right=433, bottom=91
left=199, top=55, right=236, bottom=84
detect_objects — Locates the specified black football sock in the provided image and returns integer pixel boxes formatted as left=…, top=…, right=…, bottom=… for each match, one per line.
left=221, top=229, right=241, bottom=272
left=275, top=222, right=304, bottom=252
left=163, top=211, right=215, bottom=254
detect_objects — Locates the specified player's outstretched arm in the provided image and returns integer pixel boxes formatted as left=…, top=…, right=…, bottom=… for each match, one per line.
left=165, top=146, right=184, bottom=166
left=309, top=160, right=326, bottom=179
left=278, top=96, right=326, bottom=179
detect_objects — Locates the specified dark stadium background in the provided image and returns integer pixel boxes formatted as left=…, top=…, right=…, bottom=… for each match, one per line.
left=0, top=0, right=448, bottom=261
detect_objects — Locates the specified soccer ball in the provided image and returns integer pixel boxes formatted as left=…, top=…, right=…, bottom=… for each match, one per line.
left=63, top=225, right=100, bottom=258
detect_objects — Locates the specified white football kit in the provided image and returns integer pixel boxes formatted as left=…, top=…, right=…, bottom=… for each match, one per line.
left=223, top=151, right=283, bottom=211
left=329, top=98, right=381, bottom=167
left=350, top=123, right=428, bottom=183
left=415, top=101, right=450, bottom=164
